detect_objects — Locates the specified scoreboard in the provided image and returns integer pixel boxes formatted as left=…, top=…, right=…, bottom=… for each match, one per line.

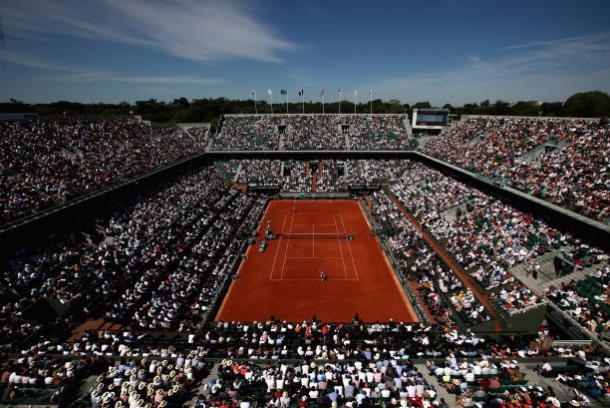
left=412, top=108, right=450, bottom=130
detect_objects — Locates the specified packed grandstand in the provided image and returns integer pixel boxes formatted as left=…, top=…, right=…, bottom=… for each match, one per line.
left=0, top=113, right=609, bottom=408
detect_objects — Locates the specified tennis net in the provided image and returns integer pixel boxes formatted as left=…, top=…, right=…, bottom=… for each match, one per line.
left=280, top=232, right=352, bottom=240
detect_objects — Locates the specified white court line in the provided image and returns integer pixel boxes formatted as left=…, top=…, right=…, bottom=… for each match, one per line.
left=340, top=214, right=359, bottom=280
left=334, top=214, right=348, bottom=280
left=280, top=209, right=296, bottom=280
left=269, top=214, right=289, bottom=280
left=312, top=224, right=315, bottom=259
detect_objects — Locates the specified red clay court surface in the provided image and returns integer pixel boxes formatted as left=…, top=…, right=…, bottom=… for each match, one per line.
left=215, top=200, right=418, bottom=323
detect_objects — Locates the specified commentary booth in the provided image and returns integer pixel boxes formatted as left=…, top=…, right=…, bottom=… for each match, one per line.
left=411, top=108, right=450, bottom=135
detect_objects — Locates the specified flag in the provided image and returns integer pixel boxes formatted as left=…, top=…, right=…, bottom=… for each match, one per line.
left=368, top=89, right=373, bottom=97
left=337, top=89, right=342, bottom=97
left=267, top=89, right=272, bottom=96
left=250, top=89, right=256, bottom=97
left=320, top=89, right=325, bottom=97
left=353, top=90, right=357, bottom=96
left=298, top=89, right=304, bottom=97
left=280, top=89, right=288, bottom=95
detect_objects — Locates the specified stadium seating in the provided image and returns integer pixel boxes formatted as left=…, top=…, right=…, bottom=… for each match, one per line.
left=546, top=265, right=610, bottom=335
left=369, top=191, right=490, bottom=327
left=211, top=114, right=412, bottom=151
left=0, top=119, right=204, bottom=225
left=2, top=113, right=610, bottom=407
left=421, top=117, right=610, bottom=221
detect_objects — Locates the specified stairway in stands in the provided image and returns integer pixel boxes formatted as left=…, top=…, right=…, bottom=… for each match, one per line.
left=311, top=161, right=318, bottom=192
left=508, top=248, right=607, bottom=295
left=415, top=364, right=455, bottom=406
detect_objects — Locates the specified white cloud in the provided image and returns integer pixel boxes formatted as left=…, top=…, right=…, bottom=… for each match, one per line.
left=56, top=73, right=224, bottom=85
left=0, top=0, right=296, bottom=63
left=0, top=49, right=81, bottom=73
left=140, top=86, right=175, bottom=95
left=362, top=33, right=610, bottom=104
left=0, top=49, right=223, bottom=85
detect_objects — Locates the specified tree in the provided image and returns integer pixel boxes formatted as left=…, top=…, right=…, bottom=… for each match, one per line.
left=461, top=103, right=480, bottom=114
left=172, top=97, right=190, bottom=108
left=563, top=91, right=610, bottom=117
left=4, top=90, right=608, bottom=122
left=413, top=101, right=431, bottom=109
left=540, top=102, right=563, bottom=117
left=491, top=100, right=511, bottom=115
left=511, top=101, right=540, bottom=116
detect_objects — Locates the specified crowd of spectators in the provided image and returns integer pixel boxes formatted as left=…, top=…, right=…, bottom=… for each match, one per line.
left=345, top=160, right=408, bottom=186
left=316, top=161, right=348, bottom=192
left=2, top=111, right=610, bottom=407
left=179, top=196, right=266, bottom=332
left=430, top=358, right=526, bottom=395
left=421, top=117, right=610, bottom=221
left=131, top=193, right=262, bottom=330
left=426, top=358, right=574, bottom=407
left=369, top=191, right=489, bottom=327
left=390, top=161, right=571, bottom=314
left=212, top=114, right=413, bottom=151
left=283, top=161, right=312, bottom=192
left=386, top=158, right=610, bottom=352
left=545, top=264, right=610, bottom=338
left=0, top=165, right=261, bottom=344
left=22, top=319, right=564, bottom=364
left=218, top=159, right=414, bottom=192
left=211, top=116, right=280, bottom=150
left=345, top=115, right=412, bottom=150
left=238, top=160, right=283, bottom=187
left=90, top=354, right=210, bottom=407
left=184, top=126, right=211, bottom=145
left=283, top=115, right=346, bottom=150
left=0, top=355, right=89, bottom=404
left=7, top=319, right=609, bottom=406
left=541, top=357, right=610, bottom=401
left=197, top=357, right=437, bottom=407
left=0, top=119, right=205, bottom=225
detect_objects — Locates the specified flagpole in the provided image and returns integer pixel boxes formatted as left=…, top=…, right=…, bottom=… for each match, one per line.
left=322, top=94, right=325, bottom=115
left=338, top=91, right=341, bottom=114
left=302, top=93, right=304, bottom=114
left=254, top=90, right=257, bottom=114
left=286, top=91, right=289, bottom=114
left=354, top=91, right=357, bottom=114
left=370, top=90, right=372, bottom=115
left=270, top=92, right=273, bottom=114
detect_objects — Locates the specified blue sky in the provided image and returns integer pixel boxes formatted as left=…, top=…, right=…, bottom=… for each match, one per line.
left=0, top=0, right=609, bottom=105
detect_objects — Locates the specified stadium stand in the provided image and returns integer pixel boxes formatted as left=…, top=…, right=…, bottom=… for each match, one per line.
left=0, top=119, right=204, bottom=226
left=369, top=190, right=490, bottom=327
left=421, top=117, right=610, bottom=222
left=211, top=114, right=412, bottom=151
left=2, top=114, right=610, bottom=407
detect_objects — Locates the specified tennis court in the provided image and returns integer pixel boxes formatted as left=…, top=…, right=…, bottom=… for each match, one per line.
left=215, top=200, right=418, bottom=322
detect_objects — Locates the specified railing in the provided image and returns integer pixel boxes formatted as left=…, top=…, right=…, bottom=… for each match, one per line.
left=507, top=301, right=548, bottom=316
left=547, top=302, right=610, bottom=354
